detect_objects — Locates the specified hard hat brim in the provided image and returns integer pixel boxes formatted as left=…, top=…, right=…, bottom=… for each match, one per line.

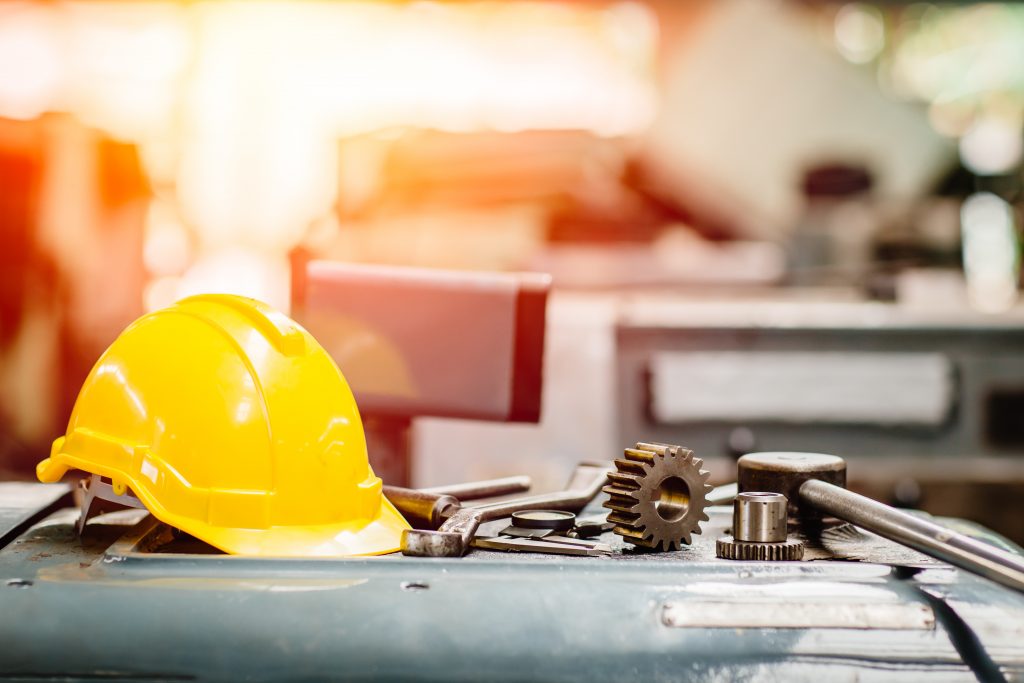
left=36, top=456, right=68, bottom=484
left=41, top=445, right=410, bottom=558
left=163, top=496, right=410, bottom=558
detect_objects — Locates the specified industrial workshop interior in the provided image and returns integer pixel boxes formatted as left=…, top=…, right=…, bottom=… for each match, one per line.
left=2, top=0, right=1024, bottom=680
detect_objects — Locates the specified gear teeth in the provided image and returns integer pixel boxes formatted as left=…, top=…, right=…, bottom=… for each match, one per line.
left=622, top=448, right=656, bottom=465
left=606, top=471, right=644, bottom=489
left=716, top=537, right=804, bottom=561
left=606, top=511, right=640, bottom=526
left=613, top=526, right=650, bottom=541
left=634, top=442, right=687, bottom=457
left=603, top=489, right=641, bottom=505
left=607, top=442, right=709, bottom=553
left=602, top=484, right=640, bottom=500
left=603, top=500, right=640, bottom=516
left=630, top=536, right=660, bottom=550
left=613, top=458, right=647, bottom=475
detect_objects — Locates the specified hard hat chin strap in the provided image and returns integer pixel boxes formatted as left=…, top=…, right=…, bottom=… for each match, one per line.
left=77, top=474, right=147, bottom=536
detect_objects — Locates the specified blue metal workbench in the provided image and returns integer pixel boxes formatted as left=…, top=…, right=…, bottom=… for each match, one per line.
left=1, top=483, right=1022, bottom=681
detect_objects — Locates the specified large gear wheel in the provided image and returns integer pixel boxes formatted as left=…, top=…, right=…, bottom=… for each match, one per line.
left=602, top=442, right=712, bottom=551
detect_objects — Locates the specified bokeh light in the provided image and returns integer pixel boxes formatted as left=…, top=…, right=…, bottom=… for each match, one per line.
left=958, top=115, right=1023, bottom=176
left=834, top=3, right=886, bottom=64
left=961, top=192, right=1020, bottom=313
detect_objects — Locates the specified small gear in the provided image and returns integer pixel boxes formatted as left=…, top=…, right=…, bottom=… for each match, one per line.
left=715, top=536, right=804, bottom=561
left=602, top=442, right=712, bottom=551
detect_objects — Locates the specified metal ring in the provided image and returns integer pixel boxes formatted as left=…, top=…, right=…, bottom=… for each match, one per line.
left=511, top=510, right=576, bottom=531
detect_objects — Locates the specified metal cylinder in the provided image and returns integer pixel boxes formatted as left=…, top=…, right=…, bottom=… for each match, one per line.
left=383, top=486, right=460, bottom=529
left=419, top=476, right=531, bottom=501
left=738, top=452, right=846, bottom=520
left=733, top=492, right=788, bottom=543
left=799, top=479, right=1024, bottom=595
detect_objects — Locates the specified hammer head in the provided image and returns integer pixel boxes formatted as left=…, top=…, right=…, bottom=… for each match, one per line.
left=738, top=452, right=847, bottom=521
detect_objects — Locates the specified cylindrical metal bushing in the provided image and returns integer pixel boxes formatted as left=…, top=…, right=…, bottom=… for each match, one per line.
left=733, top=492, right=788, bottom=543
left=737, top=452, right=847, bottom=519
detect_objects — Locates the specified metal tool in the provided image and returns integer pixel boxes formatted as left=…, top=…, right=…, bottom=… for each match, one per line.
left=716, top=492, right=804, bottom=561
left=738, top=451, right=1024, bottom=594
left=800, top=479, right=1024, bottom=594
left=567, top=513, right=613, bottom=538
left=512, top=509, right=575, bottom=529
left=706, top=482, right=739, bottom=507
left=500, top=510, right=576, bottom=538
left=394, top=463, right=610, bottom=557
left=382, top=486, right=460, bottom=529
left=418, top=476, right=532, bottom=500
left=480, top=509, right=611, bottom=556
left=734, top=492, right=787, bottom=542
left=603, top=442, right=712, bottom=551
left=382, top=476, right=532, bottom=529
left=472, top=535, right=611, bottom=557
left=738, top=452, right=846, bottom=522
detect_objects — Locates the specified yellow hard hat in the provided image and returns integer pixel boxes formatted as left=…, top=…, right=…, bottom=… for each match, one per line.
left=37, top=294, right=409, bottom=557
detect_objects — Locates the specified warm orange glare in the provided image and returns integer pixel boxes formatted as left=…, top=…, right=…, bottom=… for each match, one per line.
left=0, top=5, right=63, bottom=121
left=143, top=198, right=192, bottom=276
left=0, top=1, right=657, bottom=309
left=64, top=3, right=191, bottom=142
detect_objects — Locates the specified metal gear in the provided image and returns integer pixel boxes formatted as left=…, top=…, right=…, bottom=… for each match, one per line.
left=715, top=536, right=804, bottom=561
left=602, top=442, right=712, bottom=551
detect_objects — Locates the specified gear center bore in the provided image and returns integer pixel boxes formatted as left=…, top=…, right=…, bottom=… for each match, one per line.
left=653, top=476, right=691, bottom=523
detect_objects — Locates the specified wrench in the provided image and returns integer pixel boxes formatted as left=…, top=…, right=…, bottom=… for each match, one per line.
left=391, top=462, right=611, bottom=557
left=382, top=476, right=532, bottom=528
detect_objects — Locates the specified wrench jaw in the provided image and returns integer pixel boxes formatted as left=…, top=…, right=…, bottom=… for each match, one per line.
left=401, top=529, right=468, bottom=558
left=401, top=508, right=483, bottom=557
left=396, top=464, right=610, bottom=557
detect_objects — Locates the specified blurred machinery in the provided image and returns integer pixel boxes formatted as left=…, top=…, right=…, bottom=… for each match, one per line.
left=0, top=115, right=147, bottom=474
left=615, top=296, right=1024, bottom=541
left=617, top=298, right=1024, bottom=459
left=292, top=257, right=551, bottom=486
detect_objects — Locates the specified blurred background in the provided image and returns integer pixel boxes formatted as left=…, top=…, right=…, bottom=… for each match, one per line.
left=2, top=1, right=1024, bottom=539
